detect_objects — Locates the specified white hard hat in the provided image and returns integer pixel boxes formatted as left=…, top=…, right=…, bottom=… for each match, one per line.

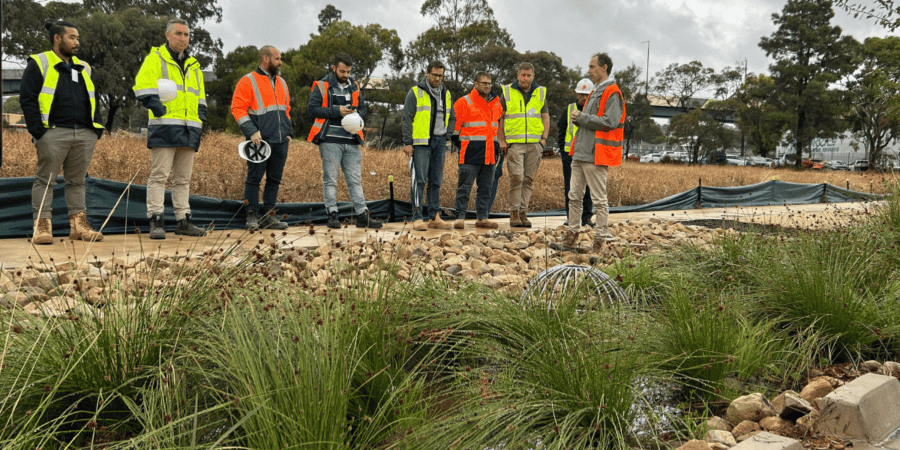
left=575, top=78, right=593, bottom=94
left=341, top=112, right=365, bottom=134
left=157, top=79, right=178, bottom=102
left=237, top=140, right=271, bottom=163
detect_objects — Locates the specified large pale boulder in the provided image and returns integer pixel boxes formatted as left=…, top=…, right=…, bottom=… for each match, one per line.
left=799, top=378, right=834, bottom=402
left=726, top=393, right=777, bottom=424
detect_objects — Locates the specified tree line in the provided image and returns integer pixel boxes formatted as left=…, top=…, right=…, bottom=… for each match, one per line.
left=3, top=0, right=898, bottom=167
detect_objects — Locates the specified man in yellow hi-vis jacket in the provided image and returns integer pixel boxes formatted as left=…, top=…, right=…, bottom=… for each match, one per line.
left=20, top=21, right=105, bottom=245
left=133, top=17, right=207, bottom=239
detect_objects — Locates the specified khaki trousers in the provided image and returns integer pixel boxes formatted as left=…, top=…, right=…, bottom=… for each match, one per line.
left=568, top=160, right=613, bottom=240
left=147, top=147, right=195, bottom=220
left=506, top=142, right=542, bottom=212
left=32, top=127, right=98, bottom=219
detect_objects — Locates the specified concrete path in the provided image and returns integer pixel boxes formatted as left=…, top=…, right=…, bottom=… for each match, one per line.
left=0, top=201, right=876, bottom=270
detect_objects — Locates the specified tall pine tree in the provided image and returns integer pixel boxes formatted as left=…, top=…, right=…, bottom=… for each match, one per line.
left=759, top=0, right=857, bottom=165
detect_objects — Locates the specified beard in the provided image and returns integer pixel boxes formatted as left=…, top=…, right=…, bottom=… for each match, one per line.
left=60, top=44, right=77, bottom=58
left=267, top=64, right=281, bottom=76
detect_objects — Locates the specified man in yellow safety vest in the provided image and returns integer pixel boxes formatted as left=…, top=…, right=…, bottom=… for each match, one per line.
left=498, top=62, right=550, bottom=228
left=401, top=60, right=453, bottom=231
left=20, top=20, right=105, bottom=245
left=133, top=18, right=208, bottom=240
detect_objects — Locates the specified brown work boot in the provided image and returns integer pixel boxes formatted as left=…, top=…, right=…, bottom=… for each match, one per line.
left=520, top=211, right=532, bottom=228
left=33, top=218, right=54, bottom=245
left=509, top=210, right=523, bottom=227
left=69, top=212, right=104, bottom=242
left=454, top=219, right=465, bottom=229
left=413, top=219, right=428, bottom=231
left=428, top=213, right=452, bottom=230
left=475, top=219, right=498, bottom=229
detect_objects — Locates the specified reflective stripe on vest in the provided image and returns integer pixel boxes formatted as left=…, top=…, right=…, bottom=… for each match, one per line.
left=410, top=86, right=452, bottom=146
left=502, top=84, right=546, bottom=143
left=30, top=51, right=104, bottom=130
left=565, top=102, right=578, bottom=148
left=570, top=83, right=626, bottom=167
left=307, top=80, right=364, bottom=142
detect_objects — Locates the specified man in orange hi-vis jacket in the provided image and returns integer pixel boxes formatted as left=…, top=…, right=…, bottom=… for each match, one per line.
left=449, top=71, right=502, bottom=230
left=232, top=45, right=292, bottom=230
left=556, top=52, right=626, bottom=251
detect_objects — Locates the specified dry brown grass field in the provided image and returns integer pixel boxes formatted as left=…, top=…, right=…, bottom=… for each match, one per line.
left=3, top=129, right=897, bottom=211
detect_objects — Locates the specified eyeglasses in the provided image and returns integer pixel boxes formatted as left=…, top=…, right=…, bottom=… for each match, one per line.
left=428, top=73, right=444, bottom=78
left=476, top=81, right=492, bottom=85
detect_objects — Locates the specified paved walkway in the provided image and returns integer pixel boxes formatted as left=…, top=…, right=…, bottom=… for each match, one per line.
left=0, top=201, right=876, bottom=270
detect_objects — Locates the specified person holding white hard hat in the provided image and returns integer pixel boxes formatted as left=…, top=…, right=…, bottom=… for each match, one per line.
left=231, top=45, right=292, bottom=230
left=557, top=78, right=594, bottom=227
left=133, top=17, right=208, bottom=239
left=307, top=52, right=382, bottom=229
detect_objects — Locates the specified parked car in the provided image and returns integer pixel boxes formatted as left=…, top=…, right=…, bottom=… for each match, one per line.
left=823, top=160, right=850, bottom=171
left=542, top=145, right=559, bottom=158
left=746, top=156, right=771, bottom=167
left=640, top=153, right=661, bottom=163
left=726, top=157, right=745, bottom=166
left=852, top=160, right=869, bottom=171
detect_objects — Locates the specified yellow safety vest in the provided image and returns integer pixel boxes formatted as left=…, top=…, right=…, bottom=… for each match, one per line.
left=132, top=45, right=205, bottom=129
left=30, top=51, right=104, bottom=130
left=502, top=84, right=546, bottom=143
left=411, top=86, right=452, bottom=145
left=565, top=102, right=578, bottom=148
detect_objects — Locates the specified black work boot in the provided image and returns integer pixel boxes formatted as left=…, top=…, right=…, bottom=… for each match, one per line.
left=149, top=214, right=166, bottom=240
left=175, top=214, right=207, bottom=237
left=258, top=213, right=289, bottom=230
left=246, top=210, right=259, bottom=230
left=327, top=211, right=341, bottom=229
left=355, top=211, right=383, bottom=229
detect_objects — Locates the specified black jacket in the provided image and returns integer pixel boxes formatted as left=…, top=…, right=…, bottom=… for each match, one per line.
left=306, top=71, right=367, bottom=145
left=20, top=56, right=103, bottom=141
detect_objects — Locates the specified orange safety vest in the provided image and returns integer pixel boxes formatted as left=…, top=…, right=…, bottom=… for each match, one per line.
left=307, top=80, right=364, bottom=143
left=569, top=83, right=626, bottom=167
left=231, top=71, right=291, bottom=140
left=453, top=88, right=502, bottom=165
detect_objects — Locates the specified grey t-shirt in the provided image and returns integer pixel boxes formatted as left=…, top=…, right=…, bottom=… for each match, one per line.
left=428, top=84, right=447, bottom=137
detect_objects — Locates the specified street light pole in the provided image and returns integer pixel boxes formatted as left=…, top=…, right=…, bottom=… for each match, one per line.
left=641, top=41, right=650, bottom=93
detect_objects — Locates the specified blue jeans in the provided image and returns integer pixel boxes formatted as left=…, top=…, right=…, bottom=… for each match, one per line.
left=487, top=151, right=504, bottom=214
left=410, top=136, right=447, bottom=221
left=244, top=140, right=289, bottom=214
left=561, top=149, right=592, bottom=224
left=455, top=163, right=494, bottom=220
left=319, top=142, right=367, bottom=215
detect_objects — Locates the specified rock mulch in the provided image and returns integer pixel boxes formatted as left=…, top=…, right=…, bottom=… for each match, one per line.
left=1, top=218, right=737, bottom=316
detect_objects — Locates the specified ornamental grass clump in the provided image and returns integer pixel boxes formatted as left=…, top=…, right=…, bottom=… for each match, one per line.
left=647, top=276, right=801, bottom=401
left=0, top=241, right=248, bottom=448
left=405, top=281, right=647, bottom=449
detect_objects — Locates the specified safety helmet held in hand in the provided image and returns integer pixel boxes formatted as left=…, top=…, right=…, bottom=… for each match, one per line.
left=237, top=140, right=271, bottom=163
left=575, top=78, right=593, bottom=94
left=157, top=79, right=178, bottom=102
left=341, top=112, right=365, bottom=134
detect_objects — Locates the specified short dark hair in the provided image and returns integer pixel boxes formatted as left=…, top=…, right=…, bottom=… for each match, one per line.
left=593, top=52, right=613, bottom=75
left=517, top=62, right=534, bottom=73
left=333, top=52, right=353, bottom=68
left=427, top=60, right=445, bottom=74
left=474, top=71, right=491, bottom=83
left=45, top=21, right=76, bottom=46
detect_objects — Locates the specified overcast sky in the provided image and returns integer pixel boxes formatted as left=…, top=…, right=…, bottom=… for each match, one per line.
left=203, top=0, right=889, bottom=82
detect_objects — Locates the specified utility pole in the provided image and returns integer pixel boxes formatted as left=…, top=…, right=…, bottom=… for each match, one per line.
left=641, top=41, right=650, bottom=94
